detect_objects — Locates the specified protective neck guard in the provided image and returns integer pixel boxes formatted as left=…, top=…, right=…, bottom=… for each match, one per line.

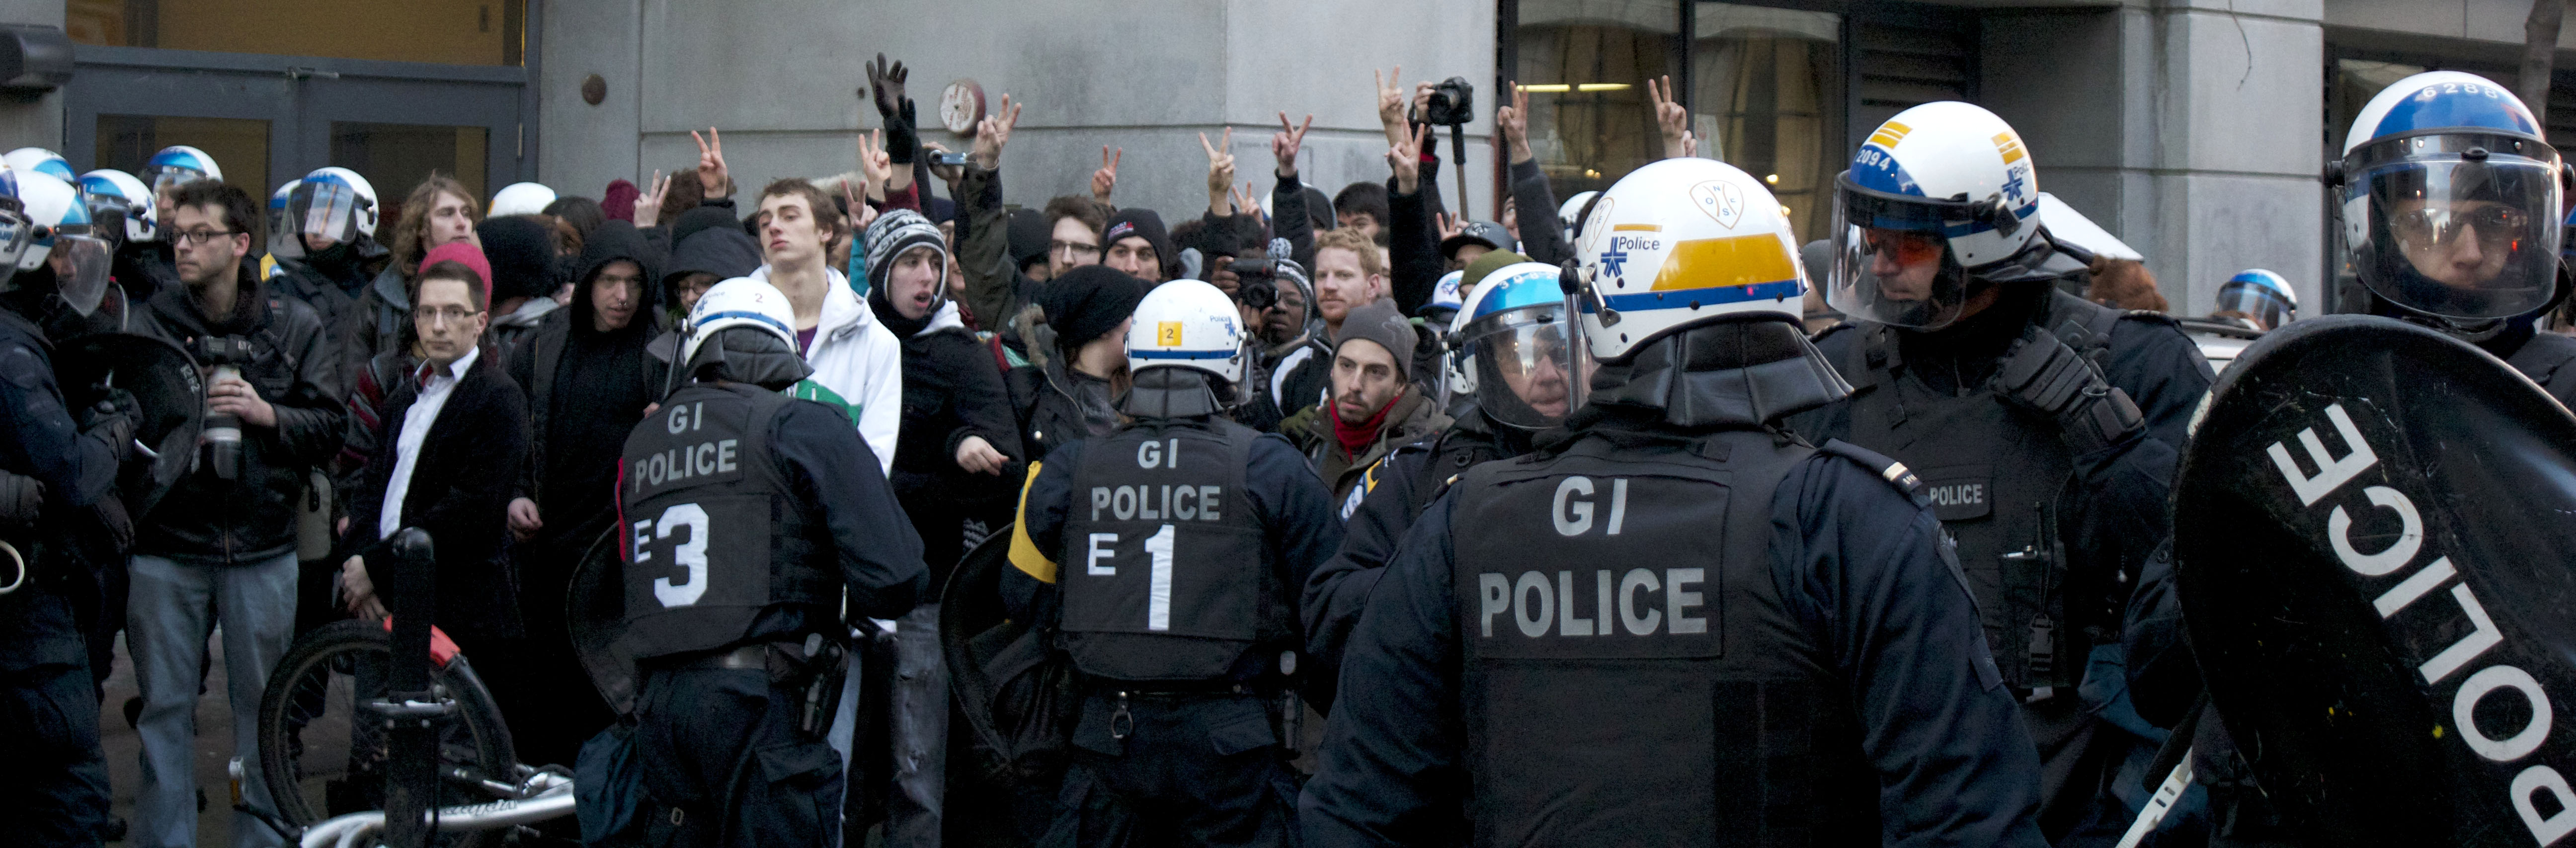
left=1118, top=366, right=1227, bottom=420
left=1584, top=316, right=1852, bottom=430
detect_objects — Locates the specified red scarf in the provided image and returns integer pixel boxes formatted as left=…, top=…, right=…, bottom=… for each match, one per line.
left=1330, top=392, right=1400, bottom=458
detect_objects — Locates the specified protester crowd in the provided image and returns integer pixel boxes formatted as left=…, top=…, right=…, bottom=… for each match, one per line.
left=5, top=45, right=2568, bottom=848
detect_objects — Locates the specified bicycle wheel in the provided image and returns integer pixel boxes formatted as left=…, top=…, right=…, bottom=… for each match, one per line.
left=255, top=619, right=518, bottom=847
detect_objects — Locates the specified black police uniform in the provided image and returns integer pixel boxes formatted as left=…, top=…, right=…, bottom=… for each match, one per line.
left=0, top=308, right=129, bottom=847
left=1300, top=415, right=2047, bottom=847
left=1007, top=413, right=1344, bottom=847
left=1301, top=405, right=1531, bottom=714
left=615, top=382, right=927, bottom=848
left=1794, top=285, right=2211, bottom=837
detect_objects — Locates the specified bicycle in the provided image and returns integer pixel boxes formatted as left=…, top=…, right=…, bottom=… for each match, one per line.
left=249, top=617, right=574, bottom=848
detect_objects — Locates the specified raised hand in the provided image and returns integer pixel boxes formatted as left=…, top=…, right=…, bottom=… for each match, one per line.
left=633, top=170, right=671, bottom=227
left=1091, top=146, right=1122, bottom=205
left=970, top=93, right=1021, bottom=170
left=1375, top=65, right=1407, bottom=139
left=858, top=129, right=892, bottom=200
left=691, top=128, right=731, bottom=197
left=1231, top=182, right=1259, bottom=223
left=1389, top=122, right=1428, bottom=195
left=1649, top=76, right=1694, bottom=160
left=1272, top=111, right=1313, bottom=178
left=842, top=179, right=878, bottom=233
left=925, top=142, right=964, bottom=183
left=1436, top=211, right=1466, bottom=242
left=1202, top=128, right=1237, bottom=214
left=866, top=53, right=909, bottom=119
left=1498, top=81, right=1534, bottom=164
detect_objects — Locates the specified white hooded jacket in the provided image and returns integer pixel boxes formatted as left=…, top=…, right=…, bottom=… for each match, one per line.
left=751, top=263, right=902, bottom=476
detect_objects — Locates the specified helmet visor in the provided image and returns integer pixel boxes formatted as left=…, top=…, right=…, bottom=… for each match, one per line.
left=1460, top=304, right=1587, bottom=430
left=2348, top=145, right=2563, bottom=320
left=1828, top=178, right=1973, bottom=329
left=49, top=234, right=110, bottom=316
left=146, top=164, right=205, bottom=195
left=2214, top=282, right=2294, bottom=329
left=287, top=182, right=362, bottom=245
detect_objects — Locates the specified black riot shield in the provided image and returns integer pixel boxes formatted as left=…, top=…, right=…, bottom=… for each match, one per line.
left=2174, top=314, right=2576, bottom=846
left=54, top=331, right=202, bottom=518
left=567, top=527, right=640, bottom=716
left=940, top=526, right=1076, bottom=788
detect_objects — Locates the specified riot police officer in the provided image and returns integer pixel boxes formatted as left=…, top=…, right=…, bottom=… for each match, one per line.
left=607, top=277, right=926, bottom=847
left=1795, top=101, right=2213, bottom=839
left=0, top=175, right=137, bottom=847
left=2122, top=70, right=2576, bottom=848
left=1302, top=157, right=2045, bottom=847
left=1005, top=279, right=1343, bottom=847
left=1300, top=256, right=1571, bottom=714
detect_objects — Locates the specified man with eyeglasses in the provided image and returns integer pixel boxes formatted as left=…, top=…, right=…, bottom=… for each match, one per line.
left=337, top=252, right=528, bottom=686
left=132, top=180, right=344, bottom=848
left=951, top=92, right=1113, bottom=366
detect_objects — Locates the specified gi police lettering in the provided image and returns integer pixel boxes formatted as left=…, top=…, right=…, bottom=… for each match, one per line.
left=1476, top=567, right=1706, bottom=638
left=2268, top=403, right=2576, bottom=844
left=629, top=400, right=741, bottom=497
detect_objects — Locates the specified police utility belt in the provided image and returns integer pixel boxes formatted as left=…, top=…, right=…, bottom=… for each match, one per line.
left=666, top=633, right=848, bottom=736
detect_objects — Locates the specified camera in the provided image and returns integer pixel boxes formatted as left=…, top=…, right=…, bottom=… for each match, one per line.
left=193, top=335, right=255, bottom=480
left=930, top=151, right=969, bottom=167
left=1228, top=258, right=1284, bottom=310
left=1423, top=77, right=1476, bottom=127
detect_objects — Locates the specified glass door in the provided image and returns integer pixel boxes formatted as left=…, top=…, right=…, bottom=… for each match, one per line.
left=59, top=0, right=535, bottom=207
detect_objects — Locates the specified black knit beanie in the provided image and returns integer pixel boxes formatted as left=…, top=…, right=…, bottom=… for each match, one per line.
left=1040, top=265, right=1147, bottom=351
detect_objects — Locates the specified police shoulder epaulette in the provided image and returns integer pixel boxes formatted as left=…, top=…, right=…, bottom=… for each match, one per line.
left=1816, top=438, right=1925, bottom=499
left=1809, top=320, right=1858, bottom=343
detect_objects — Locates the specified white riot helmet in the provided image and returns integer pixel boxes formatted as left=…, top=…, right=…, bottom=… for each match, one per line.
left=285, top=166, right=379, bottom=245
left=489, top=182, right=557, bottom=218
left=5, top=149, right=74, bottom=183
left=1127, top=279, right=1246, bottom=385
left=1568, top=157, right=1810, bottom=363
left=1451, top=261, right=1589, bottom=430
left=1826, top=101, right=2053, bottom=331
left=143, top=146, right=221, bottom=194
left=1559, top=190, right=1598, bottom=245
left=267, top=180, right=303, bottom=260
left=8, top=170, right=111, bottom=316
left=2336, top=71, right=2565, bottom=324
left=679, top=277, right=812, bottom=388
left=79, top=169, right=157, bottom=243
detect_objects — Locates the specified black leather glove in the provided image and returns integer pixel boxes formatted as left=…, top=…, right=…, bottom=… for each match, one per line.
left=0, top=469, right=41, bottom=524
left=886, top=98, right=920, bottom=166
left=80, top=386, right=139, bottom=463
left=1992, top=327, right=2144, bottom=454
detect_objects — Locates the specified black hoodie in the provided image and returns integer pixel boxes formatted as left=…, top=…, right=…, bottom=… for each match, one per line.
left=507, top=221, right=667, bottom=550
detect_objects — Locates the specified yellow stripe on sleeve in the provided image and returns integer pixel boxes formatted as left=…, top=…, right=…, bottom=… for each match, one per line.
left=1007, top=461, right=1059, bottom=583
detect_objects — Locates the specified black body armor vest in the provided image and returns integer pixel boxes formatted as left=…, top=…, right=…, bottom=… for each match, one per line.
left=615, top=383, right=837, bottom=661
left=1835, top=291, right=2124, bottom=691
left=1449, top=429, right=1878, bottom=847
left=1058, top=418, right=1279, bottom=682
left=2506, top=328, right=2576, bottom=408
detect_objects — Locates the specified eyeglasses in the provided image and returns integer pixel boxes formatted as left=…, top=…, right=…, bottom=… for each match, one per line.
left=1050, top=240, right=1101, bottom=259
left=418, top=306, right=484, bottom=326
left=1860, top=229, right=1946, bottom=265
left=2392, top=205, right=2530, bottom=248
left=173, top=229, right=239, bottom=246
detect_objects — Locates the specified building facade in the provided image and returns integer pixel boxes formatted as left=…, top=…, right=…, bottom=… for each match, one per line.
left=0, top=0, right=2563, bottom=316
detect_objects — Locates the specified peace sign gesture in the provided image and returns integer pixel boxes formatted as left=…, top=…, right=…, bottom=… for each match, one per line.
left=691, top=128, right=732, bottom=197
left=633, top=170, right=672, bottom=227
left=1091, top=146, right=1122, bottom=205
left=970, top=93, right=1022, bottom=170
left=1272, top=111, right=1313, bottom=178
left=1201, top=127, right=1237, bottom=213
left=1375, top=65, right=1409, bottom=140
left=1648, top=76, right=1695, bottom=160
left=1388, top=122, right=1429, bottom=195
left=1497, top=81, right=1535, bottom=165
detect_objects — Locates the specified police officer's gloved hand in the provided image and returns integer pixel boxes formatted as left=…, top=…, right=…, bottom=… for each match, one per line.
left=80, top=386, right=140, bottom=463
left=1992, top=327, right=2144, bottom=454
left=0, top=469, right=41, bottom=525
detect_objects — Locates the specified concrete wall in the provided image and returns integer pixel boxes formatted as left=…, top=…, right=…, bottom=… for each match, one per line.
left=1981, top=0, right=2325, bottom=318
left=0, top=0, right=66, bottom=151
left=540, top=0, right=1495, bottom=228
